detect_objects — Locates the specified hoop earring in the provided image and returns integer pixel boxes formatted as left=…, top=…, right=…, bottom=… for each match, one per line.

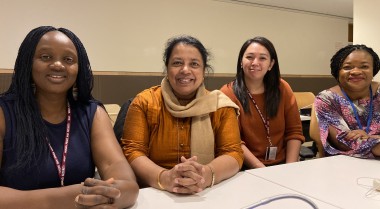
left=72, top=86, right=78, bottom=101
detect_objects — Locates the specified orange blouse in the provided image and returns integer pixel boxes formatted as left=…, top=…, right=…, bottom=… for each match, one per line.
left=221, top=79, right=305, bottom=165
left=121, top=85, right=244, bottom=169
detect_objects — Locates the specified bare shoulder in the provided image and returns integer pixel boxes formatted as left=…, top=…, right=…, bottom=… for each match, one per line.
left=91, top=105, right=114, bottom=136
left=93, top=105, right=111, bottom=121
left=95, top=105, right=108, bottom=115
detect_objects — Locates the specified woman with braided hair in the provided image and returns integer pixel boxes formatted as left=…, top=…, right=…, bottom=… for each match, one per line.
left=0, top=26, right=138, bottom=208
left=315, top=44, right=380, bottom=158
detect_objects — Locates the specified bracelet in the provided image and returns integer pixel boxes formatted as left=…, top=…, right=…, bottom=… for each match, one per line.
left=157, top=169, right=167, bottom=190
left=206, top=165, right=215, bottom=188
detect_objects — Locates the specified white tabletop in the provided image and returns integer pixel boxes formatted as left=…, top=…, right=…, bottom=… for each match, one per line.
left=246, top=155, right=380, bottom=209
left=130, top=172, right=339, bottom=209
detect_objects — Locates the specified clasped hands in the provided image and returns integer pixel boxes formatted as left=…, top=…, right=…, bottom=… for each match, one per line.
left=344, top=130, right=380, bottom=141
left=160, top=156, right=210, bottom=194
left=75, top=177, right=121, bottom=209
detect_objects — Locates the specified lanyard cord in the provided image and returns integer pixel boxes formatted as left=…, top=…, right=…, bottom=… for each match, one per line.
left=341, top=86, right=373, bottom=134
left=46, top=102, right=71, bottom=187
left=247, top=90, right=272, bottom=146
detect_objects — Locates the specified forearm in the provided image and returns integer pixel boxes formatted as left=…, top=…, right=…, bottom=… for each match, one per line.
left=286, top=139, right=302, bottom=163
left=328, top=126, right=351, bottom=151
left=0, top=184, right=81, bottom=209
left=208, top=155, right=240, bottom=185
left=130, top=156, right=165, bottom=189
left=242, top=144, right=265, bottom=168
left=99, top=160, right=139, bottom=208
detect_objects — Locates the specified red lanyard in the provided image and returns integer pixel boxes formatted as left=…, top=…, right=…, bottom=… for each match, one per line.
left=247, top=90, right=273, bottom=146
left=46, top=102, right=71, bottom=187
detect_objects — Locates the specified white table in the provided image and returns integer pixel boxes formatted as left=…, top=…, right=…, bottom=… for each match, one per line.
left=246, top=155, right=380, bottom=209
left=130, top=172, right=339, bottom=209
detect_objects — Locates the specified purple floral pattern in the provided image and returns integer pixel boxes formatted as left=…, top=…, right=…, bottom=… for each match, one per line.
left=315, top=86, right=380, bottom=158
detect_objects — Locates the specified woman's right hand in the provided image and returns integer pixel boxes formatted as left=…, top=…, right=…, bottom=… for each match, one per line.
left=75, top=178, right=121, bottom=208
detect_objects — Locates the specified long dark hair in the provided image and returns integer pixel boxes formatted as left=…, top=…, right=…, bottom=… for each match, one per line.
left=233, top=36, right=281, bottom=118
left=2, top=26, right=96, bottom=170
left=330, top=44, right=380, bottom=81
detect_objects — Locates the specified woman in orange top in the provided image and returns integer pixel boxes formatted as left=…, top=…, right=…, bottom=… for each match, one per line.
left=122, top=35, right=243, bottom=194
left=221, top=37, right=304, bottom=168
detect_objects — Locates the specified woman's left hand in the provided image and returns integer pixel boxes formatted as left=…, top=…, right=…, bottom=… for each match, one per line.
left=74, top=178, right=121, bottom=208
left=345, top=130, right=368, bottom=141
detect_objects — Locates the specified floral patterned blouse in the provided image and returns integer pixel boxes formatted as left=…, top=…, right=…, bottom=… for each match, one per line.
left=315, top=85, right=380, bottom=158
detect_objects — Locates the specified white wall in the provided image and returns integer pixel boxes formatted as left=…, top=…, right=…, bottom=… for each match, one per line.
left=0, top=0, right=350, bottom=74
left=353, top=0, right=380, bottom=81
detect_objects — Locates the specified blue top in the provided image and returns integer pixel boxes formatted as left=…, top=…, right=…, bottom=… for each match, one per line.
left=0, top=96, right=97, bottom=190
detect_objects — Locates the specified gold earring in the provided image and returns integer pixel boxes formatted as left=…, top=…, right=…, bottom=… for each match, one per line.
left=72, top=86, right=78, bottom=100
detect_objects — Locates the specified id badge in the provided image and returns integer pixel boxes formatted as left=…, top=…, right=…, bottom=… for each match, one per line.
left=265, top=146, right=277, bottom=160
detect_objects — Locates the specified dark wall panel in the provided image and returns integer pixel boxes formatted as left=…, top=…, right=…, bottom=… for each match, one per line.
left=0, top=70, right=336, bottom=106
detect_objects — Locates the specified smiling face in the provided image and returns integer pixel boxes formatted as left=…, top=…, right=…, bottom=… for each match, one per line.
left=166, top=43, right=205, bottom=100
left=338, top=50, right=373, bottom=94
left=241, top=42, right=275, bottom=83
left=32, top=31, right=78, bottom=98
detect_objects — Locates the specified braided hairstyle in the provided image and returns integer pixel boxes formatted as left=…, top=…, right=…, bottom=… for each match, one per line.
left=2, top=26, right=96, bottom=171
left=330, top=44, right=380, bottom=81
left=233, top=36, right=281, bottom=118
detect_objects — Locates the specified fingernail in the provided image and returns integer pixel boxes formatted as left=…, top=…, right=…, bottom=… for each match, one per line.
left=173, top=188, right=178, bottom=193
left=174, top=179, right=179, bottom=184
left=116, top=191, right=121, bottom=198
left=201, top=178, right=205, bottom=184
left=75, top=195, right=79, bottom=203
left=106, top=177, right=115, bottom=183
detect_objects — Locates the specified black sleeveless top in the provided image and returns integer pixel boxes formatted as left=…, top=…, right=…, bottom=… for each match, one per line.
left=0, top=96, right=97, bottom=190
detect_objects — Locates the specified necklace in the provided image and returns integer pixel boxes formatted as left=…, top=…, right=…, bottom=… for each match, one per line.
left=46, top=101, right=71, bottom=187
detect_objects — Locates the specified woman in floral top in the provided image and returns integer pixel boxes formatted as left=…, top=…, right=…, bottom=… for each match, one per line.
left=315, top=44, right=380, bottom=158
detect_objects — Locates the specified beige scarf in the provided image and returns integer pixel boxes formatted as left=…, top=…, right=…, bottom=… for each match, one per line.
left=161, top=78, right=239, bottom=164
